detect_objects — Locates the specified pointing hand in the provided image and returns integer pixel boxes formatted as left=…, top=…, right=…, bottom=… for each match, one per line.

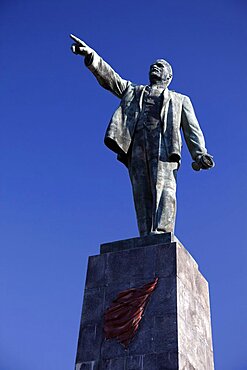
left=70, top=34, right=93, bottom=56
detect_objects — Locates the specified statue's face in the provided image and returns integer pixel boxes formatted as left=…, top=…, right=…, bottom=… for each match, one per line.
left=149, top=59, right=172, bottom=84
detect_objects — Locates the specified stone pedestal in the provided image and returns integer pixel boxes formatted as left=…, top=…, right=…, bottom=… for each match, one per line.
left=75, top=234, right=214, bottom=370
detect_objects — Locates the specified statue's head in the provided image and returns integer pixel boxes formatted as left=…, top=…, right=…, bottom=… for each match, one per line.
left=149, top=59, right=173, bottom=86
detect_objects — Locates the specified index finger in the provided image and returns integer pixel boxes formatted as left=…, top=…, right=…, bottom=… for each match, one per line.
left=70, top=34, right=86, bottom=46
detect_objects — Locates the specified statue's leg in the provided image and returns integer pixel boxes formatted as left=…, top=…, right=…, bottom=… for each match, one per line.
left=153, top=161, right=178, bottom=233
left=145, top=128, right=178, bottom=234
left=128, top=125, right=177, bottom=235
left=128, top=129, right=153, bottom=236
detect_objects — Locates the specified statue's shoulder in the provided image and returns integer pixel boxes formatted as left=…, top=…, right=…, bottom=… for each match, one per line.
left=122, top=82, right=142, bottom=94
left=122, top=83, right=145, bottom=100
left=133, top=84, right=146, bottom=91
left=169, top=90, right=187, bottom=99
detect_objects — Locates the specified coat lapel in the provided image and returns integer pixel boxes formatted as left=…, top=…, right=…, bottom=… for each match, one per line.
left=160, top=89, right=171, bottom=133
left=134, top=85, right=147, bottom=111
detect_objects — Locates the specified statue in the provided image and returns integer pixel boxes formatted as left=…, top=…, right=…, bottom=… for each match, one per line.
left=70, top=34, right=214, bottom=236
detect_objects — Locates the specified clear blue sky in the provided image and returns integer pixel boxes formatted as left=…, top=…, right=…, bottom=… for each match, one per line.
left=1, top=0, right=247, bottom=369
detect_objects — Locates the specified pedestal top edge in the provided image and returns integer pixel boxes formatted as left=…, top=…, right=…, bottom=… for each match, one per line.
left=100, top=233, right=182, bottom=254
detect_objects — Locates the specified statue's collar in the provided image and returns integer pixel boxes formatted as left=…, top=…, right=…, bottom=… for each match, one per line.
left=149, top=83, right=167, bottom=89
left=137, top=86, right=170, bottom=111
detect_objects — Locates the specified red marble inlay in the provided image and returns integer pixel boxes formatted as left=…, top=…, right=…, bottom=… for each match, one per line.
left=104, top=277, right=158, bottom=348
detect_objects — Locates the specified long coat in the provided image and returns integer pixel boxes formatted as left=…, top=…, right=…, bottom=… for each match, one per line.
left=86, top=52, right=208, bottom=166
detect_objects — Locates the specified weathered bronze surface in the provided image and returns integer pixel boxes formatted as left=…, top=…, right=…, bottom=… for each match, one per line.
left=70, top=34, right=215, bottom=236
left=104, top=278, right=158, bottom=348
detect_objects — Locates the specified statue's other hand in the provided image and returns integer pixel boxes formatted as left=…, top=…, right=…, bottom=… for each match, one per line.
left=192, top=154, right=215, bottom=171
left=70, top=34, right=93, bottom=57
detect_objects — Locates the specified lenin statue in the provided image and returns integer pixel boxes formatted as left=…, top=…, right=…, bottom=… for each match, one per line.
left=70, top=34, right=214, bottom=237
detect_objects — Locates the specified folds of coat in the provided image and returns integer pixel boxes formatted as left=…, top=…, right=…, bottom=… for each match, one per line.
left=86, top=51, right=208, bottom=164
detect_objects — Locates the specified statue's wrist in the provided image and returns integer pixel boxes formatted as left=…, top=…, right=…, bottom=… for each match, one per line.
left=84, top=52, right=94, bottom=66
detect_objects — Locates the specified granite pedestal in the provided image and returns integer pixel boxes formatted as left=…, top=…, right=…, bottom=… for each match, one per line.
left=75, top=234, right=214, bottom=370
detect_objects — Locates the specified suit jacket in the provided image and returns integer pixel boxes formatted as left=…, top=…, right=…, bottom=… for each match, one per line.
left=86, top=52, right=208, bottom=166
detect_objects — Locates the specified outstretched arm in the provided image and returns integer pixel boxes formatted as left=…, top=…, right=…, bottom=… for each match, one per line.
left=181, top=96, right=215, bottom=171
left=70, top=34, right=130, bottom=99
